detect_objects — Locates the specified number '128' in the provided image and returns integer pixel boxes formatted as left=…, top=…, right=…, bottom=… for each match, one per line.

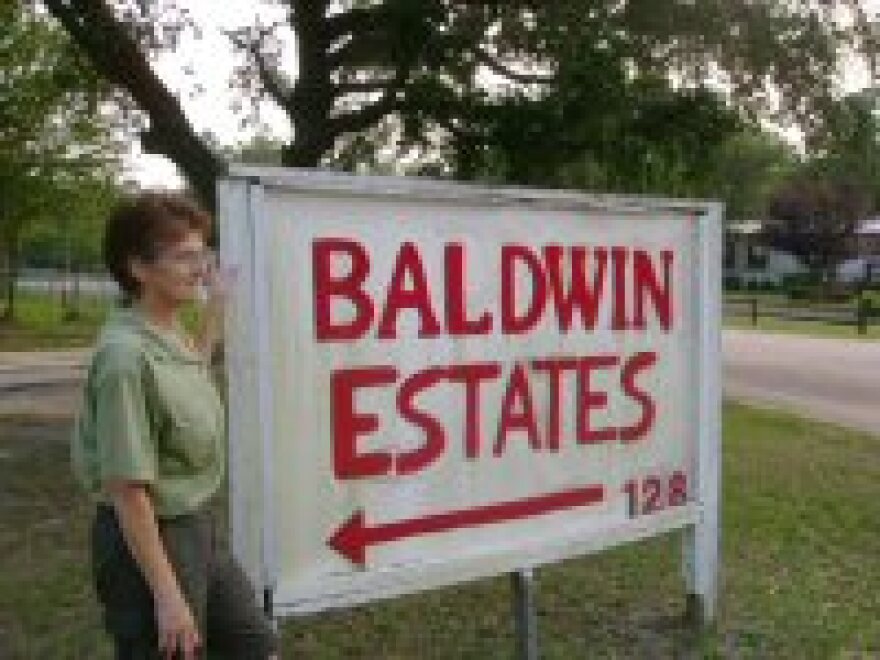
left=623, top=471, right=688, bottom=518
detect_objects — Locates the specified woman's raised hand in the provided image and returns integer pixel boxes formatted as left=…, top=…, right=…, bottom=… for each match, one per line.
left=200, top=254, right=238, bottom=311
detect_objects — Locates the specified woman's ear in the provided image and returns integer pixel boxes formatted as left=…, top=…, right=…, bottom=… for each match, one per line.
left=128, top=255, right=148, bottom=290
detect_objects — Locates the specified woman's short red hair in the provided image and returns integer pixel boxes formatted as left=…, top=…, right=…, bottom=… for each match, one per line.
left=103, top=192, right=212, bottom=299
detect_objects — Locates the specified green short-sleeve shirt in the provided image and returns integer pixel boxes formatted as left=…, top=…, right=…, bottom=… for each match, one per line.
left=71, top=307, right=226, bottom=518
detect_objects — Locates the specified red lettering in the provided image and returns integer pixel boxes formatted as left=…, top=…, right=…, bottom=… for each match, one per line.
left=332, top=366, right=397, bottom=479
left=313, top=239, right=374, bottom=341
left=633, top=250, right=673, bottom=331
left=494, top=364, right=541, bottom=456
left=330, top=351, right=660, bottom=480
left=531, top=357, right=579, bottom=451
left=576, top=355, right=619, bottom=444
left=396, top=368, right=448, bottom=475
left=445, top=244, right=492, bottom=336
left=619, top=351, right=657, bottom=441
left=447, top=363, right=502, bottom=459
left=377, top=242, right=441, bottom=339
left=501, top=245, right=547, bottom=335
left=317, top=241, right=674, bottom=340
left=543, top=246, right=608, bottom=332
left=611, top=246, right=629, bottom=331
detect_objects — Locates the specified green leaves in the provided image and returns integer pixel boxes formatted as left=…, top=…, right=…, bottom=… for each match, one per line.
left=1, top=1, right=120, bottom=316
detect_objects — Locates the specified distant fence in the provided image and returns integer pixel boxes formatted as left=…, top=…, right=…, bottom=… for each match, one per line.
left=724, top=295, right=876, bottom=335
left=7, top=269, right=118, bottom=299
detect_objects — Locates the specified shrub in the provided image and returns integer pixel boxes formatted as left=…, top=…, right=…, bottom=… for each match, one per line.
left=787, top=286, right=811, bottom=301
left=724, top=275, right=742, bottom=291
left=782, top=272, right=822, bottom=289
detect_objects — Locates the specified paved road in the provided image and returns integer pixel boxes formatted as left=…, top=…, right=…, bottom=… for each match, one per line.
left=0, top=350, right=88, bottom=389
left=0, top=350, right=89, bottom=417
left=723, top=329, right=880, bottom=435
left=2, top=334, right=879, bottom=435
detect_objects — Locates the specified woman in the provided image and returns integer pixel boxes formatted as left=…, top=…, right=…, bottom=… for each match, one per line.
left=71, top=193, right=278, bottom=659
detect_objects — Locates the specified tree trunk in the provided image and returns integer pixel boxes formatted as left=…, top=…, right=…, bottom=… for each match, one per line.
left=64, top=265, right=81, bottom=322
left=281, top=0, right=336, bottom=170
left=3, top=242, right=17, bottom=322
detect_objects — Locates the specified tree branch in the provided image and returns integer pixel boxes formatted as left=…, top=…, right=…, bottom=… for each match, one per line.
left=472, top=46, right=555, bottom=85
left=225, top=26, right=297, bottom=112
left=335, top=76, right=400, bottom=95
left=325, top=4, right=393, bottom=42
left=327, top=31, right=397, bottom=71
left=254, top=48, right=296, bottom=111
left=329, top=95, right=398, bottom=136
left=43, top=0, right=225, bottom=209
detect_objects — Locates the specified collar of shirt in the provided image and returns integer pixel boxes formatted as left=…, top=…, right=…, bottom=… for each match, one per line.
left=107, top=306, right=205, bottom=365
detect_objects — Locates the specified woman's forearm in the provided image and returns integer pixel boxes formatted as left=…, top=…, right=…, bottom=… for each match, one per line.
left=108, top=482, right=182, bottom=602
left=194, top=302, right=222, bottom=364
left=194, top=261, right=234, bottom=363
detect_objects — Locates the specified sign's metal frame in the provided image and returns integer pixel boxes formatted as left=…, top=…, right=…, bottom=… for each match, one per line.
left=217, top=165, right=722, bottom=640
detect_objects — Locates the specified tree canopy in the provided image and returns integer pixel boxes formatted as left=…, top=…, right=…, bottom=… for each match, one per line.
left=810, top=90, right=880, bottom=208
left=41, top=0, right=880, bottom=207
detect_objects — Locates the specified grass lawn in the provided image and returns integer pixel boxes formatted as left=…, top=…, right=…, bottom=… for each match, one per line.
left=0, top=292, right=109, bottom=352
left=0, top=292, right=208, bottom=352
left=1, top=402, right=878, bottom=658
left=724, top=314, right=880, bottom=341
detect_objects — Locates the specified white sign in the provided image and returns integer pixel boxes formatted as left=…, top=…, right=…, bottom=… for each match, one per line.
left=218, top=167, right=721, bottom=619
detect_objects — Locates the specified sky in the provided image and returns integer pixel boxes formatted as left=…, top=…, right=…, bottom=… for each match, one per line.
left=125, top=0, right=879, bottom=190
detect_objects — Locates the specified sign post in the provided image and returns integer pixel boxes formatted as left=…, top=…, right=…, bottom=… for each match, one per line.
left=218, top=166, right=721, bottom=649
left=512, top=569, right=539, bottom=660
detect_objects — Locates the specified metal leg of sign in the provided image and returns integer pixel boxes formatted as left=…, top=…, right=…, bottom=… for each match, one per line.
left=511, top=569, right=539, bottom=660
left=263, top=587, right=278, bottom=634
left=683, top=202, right=722, bottom=629
left=683, top=526, right=717, bottom=627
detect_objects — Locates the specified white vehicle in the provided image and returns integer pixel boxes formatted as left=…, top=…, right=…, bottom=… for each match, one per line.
left=837, top=256, right=880, bottom=284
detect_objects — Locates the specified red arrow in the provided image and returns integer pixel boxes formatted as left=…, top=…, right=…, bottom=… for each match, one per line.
left=328, top=484, right=605, bottom=565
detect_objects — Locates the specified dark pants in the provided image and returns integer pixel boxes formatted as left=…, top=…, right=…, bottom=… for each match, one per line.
left=90, top=504, right=278, bottom=659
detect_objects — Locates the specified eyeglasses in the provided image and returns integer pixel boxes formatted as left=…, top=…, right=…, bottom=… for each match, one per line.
left=153, top=248, right=217, bottom=272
